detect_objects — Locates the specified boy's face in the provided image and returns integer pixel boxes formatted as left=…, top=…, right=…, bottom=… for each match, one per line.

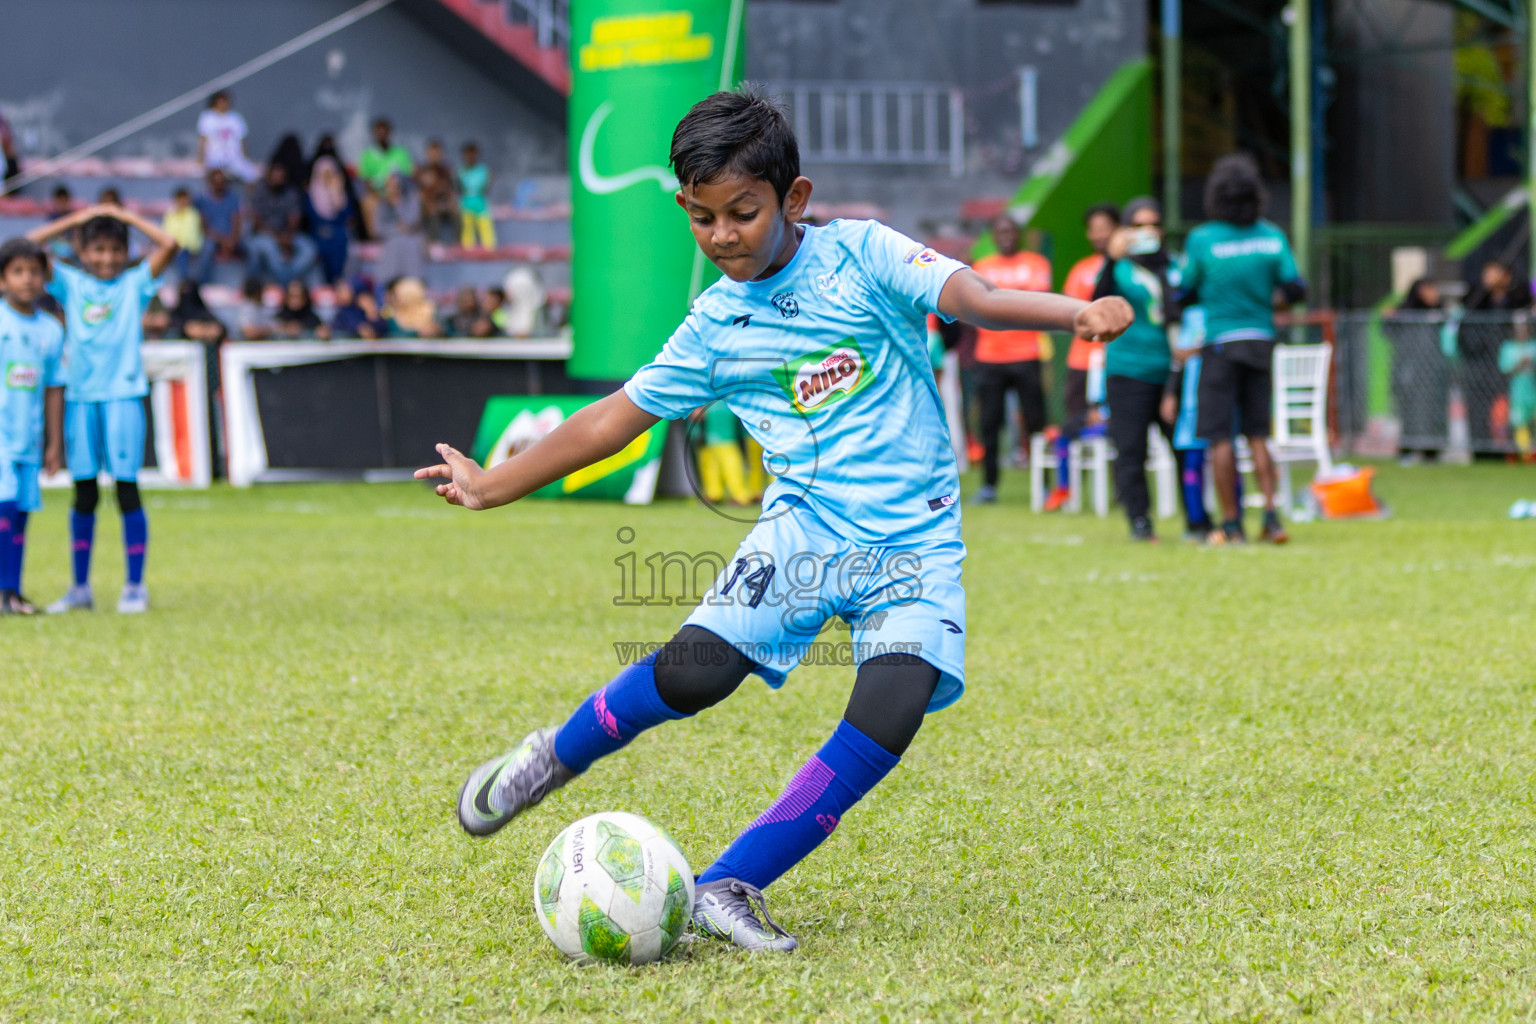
left=2, top=258, right=45, bottom=307
left=81, top=238, right=127, bottom=280
left=174, top=192, right=191, bottom=208
left=373, top=122, right=391, bottom=146
left=676, top=173, right=812, bottom=283
left=463, top=147, right=479, bottom=165
left=426, top=143, right=443, bottom=163
left=1086, top=212, right=1117, bottom=254
left=992, top=216, right=1020, bottom=256
left=208, top=169, right=227, bottom=194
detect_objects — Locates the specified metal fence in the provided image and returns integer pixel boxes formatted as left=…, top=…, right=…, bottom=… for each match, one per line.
left=1328, top=311, right=1533, bottom=458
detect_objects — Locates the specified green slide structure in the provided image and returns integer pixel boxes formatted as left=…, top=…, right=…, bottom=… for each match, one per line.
left=974, top=58, right=1153, bottom=284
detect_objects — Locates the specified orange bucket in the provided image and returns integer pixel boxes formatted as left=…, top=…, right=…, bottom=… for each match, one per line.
left=1310, top=467, right=1383, bottom=518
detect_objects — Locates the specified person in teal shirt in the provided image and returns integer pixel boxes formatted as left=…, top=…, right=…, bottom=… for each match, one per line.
left=1180, top=154, right=1306, bottom=544
left=1094, top=196, right=1179, bottom=542
left=457, top=141, right=495, bottom=249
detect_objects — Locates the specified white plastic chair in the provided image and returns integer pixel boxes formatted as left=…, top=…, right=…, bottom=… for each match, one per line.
left=1270, top=343, right=1334, bottom=514
left=1056, top=427, right=1176, bottom=519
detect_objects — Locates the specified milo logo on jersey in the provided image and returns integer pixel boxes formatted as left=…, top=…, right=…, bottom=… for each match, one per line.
left=774, top=338, right=875, bottom=413
left=82, top=301, right=114, bottom=327
left=5, top=362, right=39, bottom=390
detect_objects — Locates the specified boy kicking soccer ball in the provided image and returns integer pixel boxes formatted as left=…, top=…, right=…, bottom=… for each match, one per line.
left=418, top=90, right=1132, bottom=951
left=27, top=204, right=179, bottom=614
left=0, top=240, right=65, bottom=614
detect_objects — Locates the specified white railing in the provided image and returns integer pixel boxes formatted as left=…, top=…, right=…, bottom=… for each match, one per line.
left=505, top=0, right=569, bottom=49
left=764, top=81, right=965, bottom=177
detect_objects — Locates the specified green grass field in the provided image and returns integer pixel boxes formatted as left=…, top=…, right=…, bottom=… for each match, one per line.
left=3, top=463, right=1534, bottom=1022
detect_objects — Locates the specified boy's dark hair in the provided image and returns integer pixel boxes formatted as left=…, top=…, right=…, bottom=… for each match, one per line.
left=670, top=87, right=799, bottom=202
left=1083, top=203, right=1120, bottom=226
left=373, top=117, right=392, bottom=130
left=53, top=185, right=72, bottom=201
left=462, top=140, right=479, bottom=152
left=173, top=187, right=190, bottom=199
left=208, top=90, right=230, bottom=108
left=0, top=237, right=49, bottom=277
left=1204, top=153, right=1266, bottom=226
left=80, top=216, right=128, bottom=250
left=241, top=277, right=265, bottom=302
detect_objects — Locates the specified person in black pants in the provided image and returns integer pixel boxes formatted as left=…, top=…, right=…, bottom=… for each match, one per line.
left=1094, top=198, right=1178, bottom=541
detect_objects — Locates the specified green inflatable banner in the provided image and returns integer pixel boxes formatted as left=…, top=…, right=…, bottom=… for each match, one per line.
left=568, top=0, right=746, bottom=381
left=472, top=396, right=669, bottom=502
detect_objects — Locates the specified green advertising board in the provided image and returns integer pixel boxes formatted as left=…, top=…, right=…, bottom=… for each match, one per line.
left=471, top=395, right=669, bottom=502
left=567, top=0, right=745, bottom=381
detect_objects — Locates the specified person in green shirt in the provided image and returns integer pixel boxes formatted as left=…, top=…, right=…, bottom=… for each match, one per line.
left=1094, top=196, right=1178, bottom=542
left=359, top=118, right=415, bottom=191
left=1180, top=154, right=1306, bottom=545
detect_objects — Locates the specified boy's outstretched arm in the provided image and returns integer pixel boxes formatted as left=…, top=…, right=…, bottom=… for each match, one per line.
left=415, top=389, right=659, bottom=510
left=25, top=203, right=105, bottom=245
left=937, top=268, right=1134, bottom=342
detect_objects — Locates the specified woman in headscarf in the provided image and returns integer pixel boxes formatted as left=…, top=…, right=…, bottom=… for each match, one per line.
left=267, top=133, right=308, bottom=194
left=1385, top=278, right=1449, bottom=462
left=310, top=134, right=367, bottom=240
left=373, top=174, right=426, bottom=284
left=275, top=280, right=326, bottom=339
left=304, top=156, right=355, bottom=284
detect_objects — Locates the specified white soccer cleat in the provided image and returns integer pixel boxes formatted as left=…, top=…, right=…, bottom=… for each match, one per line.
left=117, top=583, right=149, bottom=614
left=45, top=585, right=93, bottom=614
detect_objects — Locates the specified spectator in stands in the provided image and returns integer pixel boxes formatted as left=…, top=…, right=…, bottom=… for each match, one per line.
left=310, top=134, right=366, bottom=239
left=0, top=110, right=18, bottom=185
left=417, top=140, right=457, bottom=244
left=197, top=90, right=259, bottom=183
left=443, top=286, right=494, bottom=337
left=268, top=134, right=308, bottom=192
left=168, top=280, right=228, bottom=346
left=456, top=141, right=495, bottom=250
left=161, top=187, right=204, bottom=284
left=1181, top=153, right=1305, bottom=545
left=501, top=266, right=547, bottom=337
left=383, top=276, right=441, bottom=338
left=1386, top=278, right=1448, bottom=463
left=304, top=156, right=354, bottom=285
left=235, top=278, right=274, bottom=341
left=247, top=163, right=317, bottom=286
left=1042, top=202, right=1121, bottom=511
left=45, top=186, right=77, bottom=263
left=483, top=285, right=509, bottom=335
left=1096, top=197, right=1179, bottom=542
left=142, top=297, right=172, bottom=341
left=274, top=280, right=327, bottom=340
left=193, top=169, right=243, bottom=284
left=329, top=277, right=387, bottom=340
left=97, top=187, right=122, bottom=207
left=361, top=118, right=415, bottom=191
left=373, top=174, right=425, bottom=283
left=969, top=213, right=1053, bottom=504
left=1462, top=260, right=1531, bottom=457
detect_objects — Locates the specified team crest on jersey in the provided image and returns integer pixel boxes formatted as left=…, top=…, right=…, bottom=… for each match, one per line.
left=902, top=245, right=941, bottom=267
left=773, top=338, right=875, bottom=413
left=815, top=271, right=840, bottom=294
left=770, top=291, right=799, bottom=318
left=82, top=301, right=113, bottom=326
left=5, top=362, right=39, bottom=390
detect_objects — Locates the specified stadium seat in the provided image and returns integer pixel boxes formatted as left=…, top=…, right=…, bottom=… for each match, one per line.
left=1048, top=426, right=1176, bottom=519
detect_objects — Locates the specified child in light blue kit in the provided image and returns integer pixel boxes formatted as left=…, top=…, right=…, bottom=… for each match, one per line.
left=0, top=239, right=65, bottom=614
left=27, top=204, right=179, bottom=614
left=417, top=89, right=1134, bottom=951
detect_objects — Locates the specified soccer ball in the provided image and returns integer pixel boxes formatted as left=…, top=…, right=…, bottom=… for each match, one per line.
left=533, top=811, right=694, bottom=965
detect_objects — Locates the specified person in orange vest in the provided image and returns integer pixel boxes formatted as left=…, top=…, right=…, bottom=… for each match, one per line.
left=1041, top=203, right=1120, bottom=511
left=970, top=214, right=1053, bottom=503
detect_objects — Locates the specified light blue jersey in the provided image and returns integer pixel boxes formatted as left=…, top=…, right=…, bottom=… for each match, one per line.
left=49, top=261, right=159, bottom=402
left=0, top=302, right=65, bottom=464
left=625, top=219, right=968, bottom=546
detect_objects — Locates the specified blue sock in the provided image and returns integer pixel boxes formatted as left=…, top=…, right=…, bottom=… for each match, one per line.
left=1181, top=448, right=1210, bottom=529
left=10, top=510, right=27, bottom=593
left=0, top=501, right=17, bottom=591
left=698, top=720, right=899, bottom=890
left=123, top=510, right=148, bottom=586
left=71, top=511, right=95, bottom=587
left=1054, top=436, right=1071, bottom=488
left=552, top=653, right=688, bottom=774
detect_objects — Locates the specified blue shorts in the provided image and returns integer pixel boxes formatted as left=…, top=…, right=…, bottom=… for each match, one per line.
left=0, top=461, right=41, bottom=512
left=684, top=499, right=967, bottom=713
left=65, top=398, right=146, bottom=482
